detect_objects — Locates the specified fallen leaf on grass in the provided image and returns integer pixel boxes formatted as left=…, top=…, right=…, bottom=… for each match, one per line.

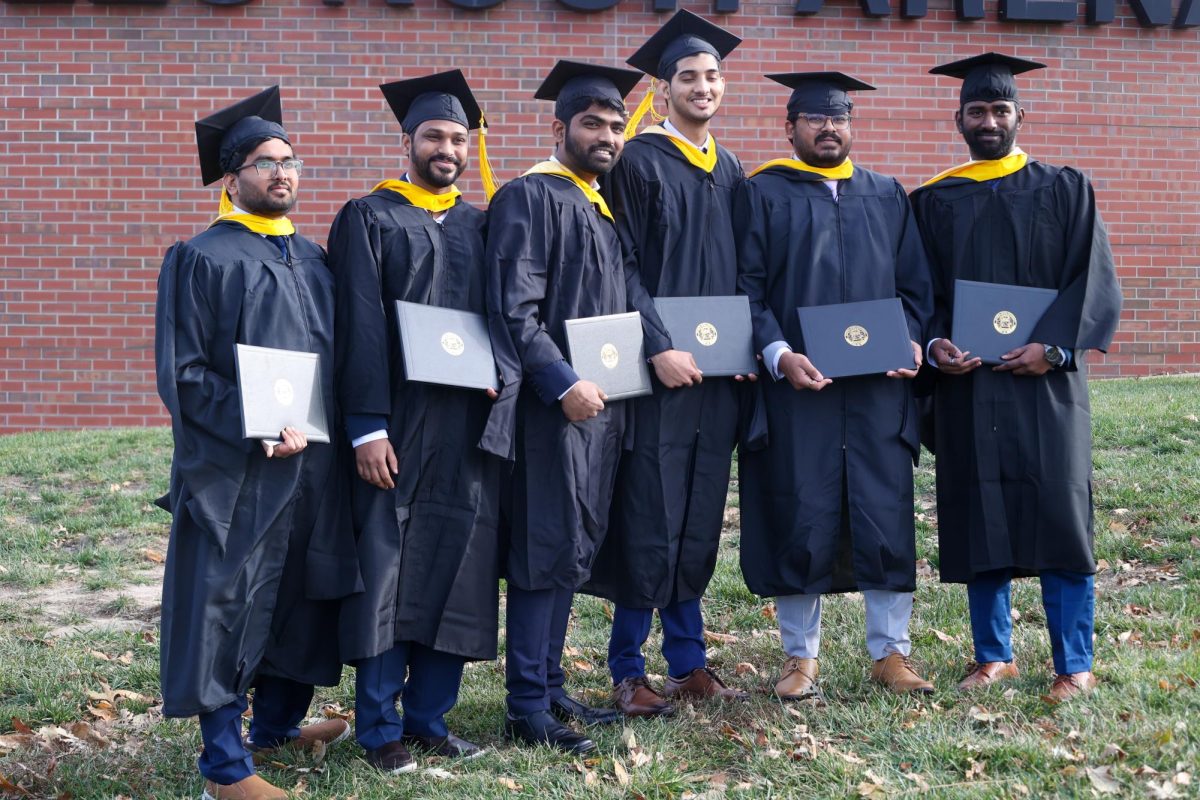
left=930, top=628, right=956, bottom=643
left=141, top=549, right=165, bottom=564
left=1176, top=772, right=1192, bottom=786
left=704, top=631, right=739, bottom=645
left=496, top=777, right=523, bottom=792
left=0, top=773, right=29, bottom=796
left=621, top=729, right=638, bottom=750
left=583, top=770, right=598, bottom=786
left=570, top=659, right=593, bottom=672
left=67, top=722, right=108, bottom=749
left=735, top=662, right=758, bottom=676
left=1147, top=781, right=1178, bottom=799
left=902, top=772, right=930, bottom=792
left=915, top=558, right=934, bottom=579
left=965, top=758, right=986, bottom=780
left=968, top=705, right=1004, bottom=724
left=838, top=751, right=866, bottom=765
left=424, top=767, right=454, bottom=780
left=11, top=718, right=33, bottom=735
left=1085, top=766, right=1121, bottom=794
left=613, top=759, right=630, bottom=787
left=761, top=604, right=777, bottom=622
left=1100, top=743, right=1127, bottom=761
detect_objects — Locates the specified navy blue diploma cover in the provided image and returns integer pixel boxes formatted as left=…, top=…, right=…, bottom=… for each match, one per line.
left=653, top=295, right=757, bottom=376
left=796, top=297, right=916, bottom=378
left=951, top=279, right=1058, bottom=364
left=564, top=311, right=652, bottom=400
left=394, top=300, right=499, bottom=391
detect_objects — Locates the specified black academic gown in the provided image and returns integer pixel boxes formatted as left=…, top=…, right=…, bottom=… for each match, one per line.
left=155, top=222, right=357, bottom=718
left=583, top=133, right=745, bottom=609
left=733, top=164, right=933, bottom=597
left=909, top=160, right=1122, bottom=584
left=484, top=173, right=627, bottom=592
left=328, top=191, right=501, bottom=663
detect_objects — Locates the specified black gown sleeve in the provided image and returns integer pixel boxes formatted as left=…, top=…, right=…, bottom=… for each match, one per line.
left=733, top=177, right=789, bottom=355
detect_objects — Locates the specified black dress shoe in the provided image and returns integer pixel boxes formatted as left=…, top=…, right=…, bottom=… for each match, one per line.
left=550, top=694, right=622, bottom=726
left=504, top=710, right=596, bottom=756
left=401, top=732, right=485, bottom=759
left=364, top=740, right=416, bottom=774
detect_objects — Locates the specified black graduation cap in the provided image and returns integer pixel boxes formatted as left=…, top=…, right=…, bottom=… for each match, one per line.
left=379, top=70, right=484, bottom=134
left=929, top=52, right=1046, bottom=106
left=767, top=72, right=876, bottom=118
left=626, top=9, right=742, bottom=80
left=194, top=86, right=289, bottom=186
left=534, top=60, right=643, bottom=121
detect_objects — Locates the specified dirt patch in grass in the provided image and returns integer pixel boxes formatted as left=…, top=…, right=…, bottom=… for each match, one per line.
left=0, top=568, right=164, bottom=637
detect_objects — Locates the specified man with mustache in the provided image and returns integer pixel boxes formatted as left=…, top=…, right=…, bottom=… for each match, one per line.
left=484, top=59, right=642, bottom=754
left=155, top=87, right=356, bottom=800
left=733, top=72, right=935, bottom=702
left=911, top=54, right=1121, bottom=700
left=584, top=9, right=754, bottom=719
left=327, top=72, right=503, bottom=772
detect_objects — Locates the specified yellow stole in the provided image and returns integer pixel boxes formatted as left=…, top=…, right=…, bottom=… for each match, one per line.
left=748, top=158, right=854, bottom=181
left=211, top=188, right=295, bottom=236
left=921, top=147, right=1028, bottom=187
left=641, top=125, right=718, bottom=174
left=372, top=179, right=462, bottom=213
left=522, top=161, right=613, bottom=222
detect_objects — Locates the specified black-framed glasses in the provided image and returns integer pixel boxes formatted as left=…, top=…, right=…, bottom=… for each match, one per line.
left=800, top=114, right=851, bottom=131
left=234, top=159, right=304, bottom=178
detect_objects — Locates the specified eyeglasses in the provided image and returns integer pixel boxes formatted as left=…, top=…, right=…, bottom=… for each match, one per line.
left=799, top=114, right=851, bottom=131
left=234, top=159, right=304, bottom=178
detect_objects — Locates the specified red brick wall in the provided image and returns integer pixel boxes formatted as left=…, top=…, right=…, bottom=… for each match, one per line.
left=1, top=0, right=1196, bottom=430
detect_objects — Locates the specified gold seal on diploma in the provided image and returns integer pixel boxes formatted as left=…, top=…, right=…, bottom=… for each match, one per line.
left=440, top=331, right=466, bottom=356
left=694, top=322, right=718, bottom=347
left=272, top=378, right=295, bottom=407
left=843, top=325, right=869, bottom=347
left=600, top=343, right=619, bottom=369
left=993, top=310, right=1018, bottom=335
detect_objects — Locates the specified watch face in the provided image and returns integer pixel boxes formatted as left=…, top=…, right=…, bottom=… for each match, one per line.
left=1045, top=346, right=1064, bottom=366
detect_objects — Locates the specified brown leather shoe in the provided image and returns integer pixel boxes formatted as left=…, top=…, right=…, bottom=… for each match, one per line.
left=613, top=676, right=675, bottom=718
left=957, top=661, right=1019, bottom=691
left=663, top=667, right=749, bottom=701
left=774, top=657, right=822, bottom=702
left=201, top=774, right=287, bottom=800
left=1048, top=671, right=1098, bottom=702
left=245, top=718, right=351, bottom=753
left=870, top=653, right=934, bottom=695
left=364, top=739, right=417, bottom=774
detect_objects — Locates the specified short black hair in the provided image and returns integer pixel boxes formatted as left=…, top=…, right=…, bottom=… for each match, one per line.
left=555, top=94, right=626, bottom=125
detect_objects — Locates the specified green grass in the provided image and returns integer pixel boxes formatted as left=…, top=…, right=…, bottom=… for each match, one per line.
left=0, top=377, right=1197, bottom=799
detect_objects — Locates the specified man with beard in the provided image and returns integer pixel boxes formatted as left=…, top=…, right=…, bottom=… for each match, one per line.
left=584, top=9, right=753, bottom=719
left=733, top=73, right=935, bottom=701
left=911, top=54, right=1121, bottom=701
left=155, top=87, right=356, bottom=800
left=328, top=71, right=502, bottom=772
left=485, top=59, right=642, bottom=754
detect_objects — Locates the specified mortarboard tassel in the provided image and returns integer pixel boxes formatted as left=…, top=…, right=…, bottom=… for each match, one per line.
left=478, top=111, right=499, bottom=202
left=624, top=84, right=665, bottom=141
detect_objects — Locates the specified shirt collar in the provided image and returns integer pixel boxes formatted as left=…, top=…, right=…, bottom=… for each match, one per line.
left=663, top=118, right=709, bottom=153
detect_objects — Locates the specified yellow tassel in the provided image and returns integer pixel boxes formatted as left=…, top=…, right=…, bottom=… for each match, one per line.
left=625, top=84, right=665, bottom=141
left=478, top=111, right=499, bottom=202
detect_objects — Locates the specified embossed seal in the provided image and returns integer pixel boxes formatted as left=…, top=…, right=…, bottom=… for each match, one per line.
left=993, top=310, right=1018, bottom=335
left=843, top=325, right=869, bottom=347
left=440, top=331, right=466, bottom=356
left=600, top=343, right=619, bottom=369
left=695, top=322, right=718, bottom=347
left=272, top=378, right=295, bottom=407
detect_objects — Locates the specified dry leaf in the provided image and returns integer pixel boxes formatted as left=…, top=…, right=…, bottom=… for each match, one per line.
left=902, top=772, right=930, bottom=792
left=1147, top=781, right=1178, bottom=799
left=89, top=650, right=111, bottom=662
left=68, top=721, right=109, bottom=749
left=631, top=749, right=652, bottom=768
left=1175, top=772, right=1192, bottom=786
left=1085, top=766, right=1121, bottom=794
left=571, top=659, right=594, bottom=672
left=425, top=767, right=454, bottom=780
left=915, top=558, right=934, bottom=578
left=931, top=628, right=956, bottom=643
left=1100, top=743, right=1127, bottom=761
left=0, top=773, right=30, bottom=796
left=761, top=604, right=777, bottom=622
left=496, top=777, right=523, bottom=792
left=968, top=705, right=1004, bottom=723
left=838, top=751, right=867, bottom=765
left=613, top=759, right=631, bottom=787
left=620, top=728, right=638, bottom=750
left=965, top=757, right=986, bottom=780
left=704, top=631, right=739, bottom=645
left=735, top=662, right=758, bottom=676
left=584, top=770, right=598, bottom=786
left=141, top=549, right=165, bottom=564
left=11, top=718, right=33, bottom=735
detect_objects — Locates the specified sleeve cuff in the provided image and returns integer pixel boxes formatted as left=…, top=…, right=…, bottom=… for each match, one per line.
left=346, top=413, right=388, bottom=443
left=763, top=340, right=792, bottom=381
left=530, top=359, right=581, bottom=406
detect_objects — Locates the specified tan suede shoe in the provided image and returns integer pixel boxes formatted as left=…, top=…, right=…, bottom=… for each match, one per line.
left=245, top=718, right=351, bottom=754
left=870, top=653, right=934, bottom=695
left=774, top=657, right=822, bottom=702
left=201, top=774, right=287, bottom=800
left=663, top=667, right=750, bottom=701
left=1048, top=671, right=1098, bottom=702
left=957, top=661, right=1019, bottom=691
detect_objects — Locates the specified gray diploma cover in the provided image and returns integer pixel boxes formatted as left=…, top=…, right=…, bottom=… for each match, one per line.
left=394, top=300, right=499, bottom=391
left=951, top=279, right=1058, bottom=365
left=796, top=297, right=916, bottom=378
left=564, top=311, right=652, bottom=400
left=653, top=295, right=757, bottom=376
left=234, top=343, right=331, bottom=443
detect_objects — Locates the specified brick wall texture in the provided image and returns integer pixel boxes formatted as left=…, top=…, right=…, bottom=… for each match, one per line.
left=1, top=0, right=1197, bottom=431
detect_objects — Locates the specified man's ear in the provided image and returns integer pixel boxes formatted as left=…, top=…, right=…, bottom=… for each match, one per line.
left=551, top=118, right=566, bottom=145
left=954, top=109, right=964, bottom=134
left=784, top=118, right=796, bottom=144
left=221, top=172, right=239, bottom=201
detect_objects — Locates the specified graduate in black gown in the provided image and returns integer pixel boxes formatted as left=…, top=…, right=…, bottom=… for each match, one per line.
left=155, top=87, right=358, bottom=800
left=327, top=71, right=501, bottom=773
left=484, top=60, right=642, bottom=755
left=584, top=9, right=753, bottom=719
left=909, top=54, right=1122, bottom=700
left=733, top=73, right=935, bottom=701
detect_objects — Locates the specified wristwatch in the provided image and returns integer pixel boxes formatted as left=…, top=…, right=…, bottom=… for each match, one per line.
left=1042, top=344, right=1066, bottom=369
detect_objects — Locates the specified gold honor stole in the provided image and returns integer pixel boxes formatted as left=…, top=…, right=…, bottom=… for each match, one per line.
left=373, top=179, right=462, bottom=213
left=211, top=188, right=295, bottom=236
left=523, top=161, right=613, bottom=222
left=641, top=125, right=718, bottom=174
left=748, top=158, right=854, bottom=181
left=921, top=148, right=1028, bottom=187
